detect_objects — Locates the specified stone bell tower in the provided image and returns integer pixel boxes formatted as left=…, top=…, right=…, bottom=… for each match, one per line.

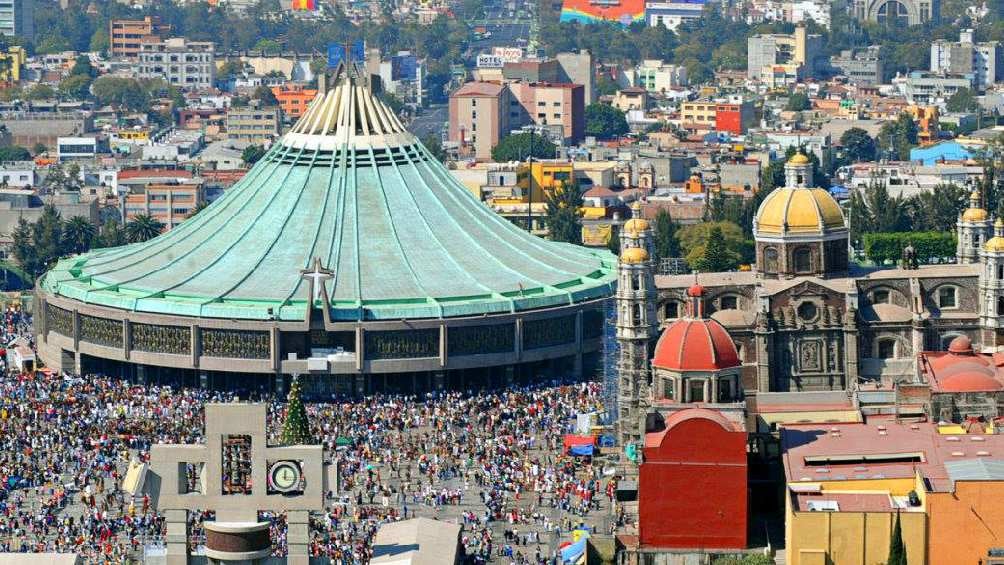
left=958, top=189, right=991, bottom=264
left=616, top=206, right=657, bottom=449
left=980, top=218, right=1004, bottom=346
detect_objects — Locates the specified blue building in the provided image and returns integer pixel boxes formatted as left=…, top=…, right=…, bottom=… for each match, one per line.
left=910, top=141, right=973, bottom=166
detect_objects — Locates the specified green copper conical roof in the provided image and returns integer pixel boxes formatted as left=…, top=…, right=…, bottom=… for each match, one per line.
left=41, top=73, right=616, bottom=321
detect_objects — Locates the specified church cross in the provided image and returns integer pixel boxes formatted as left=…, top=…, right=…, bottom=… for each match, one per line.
left=301, top=257, right=334, bottom=303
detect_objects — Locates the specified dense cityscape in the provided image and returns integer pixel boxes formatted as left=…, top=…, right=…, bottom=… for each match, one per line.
left=0, top=0, right=1001, bottom=563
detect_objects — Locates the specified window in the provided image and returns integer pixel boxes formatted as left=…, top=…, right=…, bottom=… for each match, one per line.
left=663, top=378, right=674, bottom=400
left=998, top=296, right=1004, bottom=316
left=872, top=289, right=890, bottom=304
left=797, top=301, right=818, bottom=322
left=632, top=304, right=642, bottom=325
left=688, top=380, right=704, bottom=402
left=764, top=247, right=779, bottom=273
left=720, top=295, right=738, bottom=310
left=794, top=247, right=812, bottom=273
left=877, top=338, right=896, bottom=359
left=997, top=264, right=1002, bottom=280
left=938, top=286, right=957, bottom=309
left=664, top=302, right=679, bottom=319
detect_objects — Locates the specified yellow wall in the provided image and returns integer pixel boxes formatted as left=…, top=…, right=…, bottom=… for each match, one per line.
left=787, top=503, right=926, bottom=565
left=0, top=46, right=26, bottom=83
left=818, top=478, right=918, bottom=497
left=517, top=162, right=574, bottom=202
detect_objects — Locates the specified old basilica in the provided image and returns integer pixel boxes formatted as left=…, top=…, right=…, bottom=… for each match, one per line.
left=615, top=152, right=1004, bottom=446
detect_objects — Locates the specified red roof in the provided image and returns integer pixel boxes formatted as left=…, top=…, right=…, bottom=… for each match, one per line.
left=939, top=370, right=1004, bottom=393
left=652, top=318, right=740, bottom=372
left=118, top=169, right=193, bottom=180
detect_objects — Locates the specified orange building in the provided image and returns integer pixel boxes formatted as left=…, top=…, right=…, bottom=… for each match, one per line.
left=109, top=16, right=170, bottom=59
left=124, top=181, right=205, bottom=231
left=927, top=463, right=1004, bottom=564
left=271, top=85, right=318, bottom=119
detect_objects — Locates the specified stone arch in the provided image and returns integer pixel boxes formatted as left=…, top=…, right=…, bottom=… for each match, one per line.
left=868, top=0, right=915, bottom=25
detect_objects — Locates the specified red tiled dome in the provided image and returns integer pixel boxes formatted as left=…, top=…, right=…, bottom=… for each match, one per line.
left=652, top=318, right=740, bottom=372
left=948, top=336, right=974, bottom=354
left=687, top=284, right=705, bottom=297
left=939, top=370, right=1004, bottom=393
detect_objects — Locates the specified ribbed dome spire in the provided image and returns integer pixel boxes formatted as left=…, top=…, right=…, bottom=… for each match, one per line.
left=282, top=70, right=416, bottom=151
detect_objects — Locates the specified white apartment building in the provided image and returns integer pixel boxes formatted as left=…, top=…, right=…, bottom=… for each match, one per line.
left=138, top=37, right=215, bottom=90
left=931, top=29, right=1002, bottom=92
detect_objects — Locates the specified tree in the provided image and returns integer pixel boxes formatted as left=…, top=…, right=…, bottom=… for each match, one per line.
left=692, top=226, right=737, bottom=272
left=62, top=216, right=96, bottom=255
left=242, top=145, right=266, bottom=165
left=545, top=182, right=583, bottom=244
left=584, top=103, right=629, bottom=140
left=25, top=84, right=56, bottom=101
left=878, top=113, right=919, bottom=161
left=92, top=76, right=149, bottom=111
left=0, top=145, right=31, bottom=162
left=652, top=209, right=680, bottom=261
left=946, top=87, right=979, bottom=113
left=32, top=143, right=46, bottom=156
left=711, top=555, right=775, bottom=565
left=96, top=218, right=126, bottom=248
left=906, top=183, right=967, bottom=232
left=69, top=55, right=95, bottom=78
left=848, top=179, right=910, bottom=240
left=253, top=38, right=282, bottom=54
left=11, top=217, right=38, bottom=277
left=29, top=205, right=64, bottom=277
left=840, top=127, right=877, bottom=163
left=253, top=85, right=278, bottom=106
left=125, top=214, right=165, bottom=243
left=279, top=376, right=314, bottom=445
left=785, top=91, right=812, bottom=111
left=887, top=512, right=907, bottom=565
left=677, top=221, right=745, bottom=271
left=59, top=74, right=92, bottom=100
left=421, top=134, right=447, bottom=162
left=607, top=225, right=620, bottom=255
left=491, top=132, right=557, bottom=162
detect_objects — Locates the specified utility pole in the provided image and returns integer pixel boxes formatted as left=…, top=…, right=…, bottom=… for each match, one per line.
left=527, top=128, right=534, bottom=233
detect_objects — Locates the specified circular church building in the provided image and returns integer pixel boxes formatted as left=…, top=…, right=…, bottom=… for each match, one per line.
left=35, top=70, right=616, bottom=393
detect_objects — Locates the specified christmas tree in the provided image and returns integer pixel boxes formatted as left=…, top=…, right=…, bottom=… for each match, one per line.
left=280, top=376, right=314, bottom=445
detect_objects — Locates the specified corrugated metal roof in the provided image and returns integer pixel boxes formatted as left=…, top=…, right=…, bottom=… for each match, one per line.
left=945, top=458, right=1004, bottom=487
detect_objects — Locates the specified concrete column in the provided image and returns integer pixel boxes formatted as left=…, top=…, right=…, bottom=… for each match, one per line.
left=191, top=325, right=200, bottom=368
left=355, top=326, right=364, bottom=372
left=270, top=326, right=280, bottom=372
left=703, top=379, right=710, bottom=403
left=439, top=324, right=447, bottom=368
left=710, top=376, right=718, bottom=403
left=122, top=318, right=130, bottom=359
left=164, top=508, right=188, bottom=565
left=287, top=509, right=310, bottom=565
left=683, top=378, right=689, bottom=402
left=515, top=318, right=524, bottom=360
left=71, top=309, right=80, bottom=351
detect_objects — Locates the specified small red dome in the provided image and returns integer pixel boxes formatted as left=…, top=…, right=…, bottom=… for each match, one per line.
left=653, top=318, right=740, bottom=372
left=948, top=336, right=974, bottom=354
left=939, top=370, right=1004, bottom=393
left=687, top=284, right=705, bottom=297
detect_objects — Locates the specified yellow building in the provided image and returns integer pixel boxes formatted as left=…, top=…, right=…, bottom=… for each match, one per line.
left=0, top=46, right=27, bottom=83
left=512, top=161, right=574, bottom=204
left=679, top=100, right=717, bottom=129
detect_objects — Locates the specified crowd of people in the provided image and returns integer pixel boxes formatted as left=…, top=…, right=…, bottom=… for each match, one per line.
left=0, top=305, right=616, bottom=564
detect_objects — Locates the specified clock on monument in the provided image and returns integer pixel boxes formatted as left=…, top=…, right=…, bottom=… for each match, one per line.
left=268, top=460, right=303, bottom=494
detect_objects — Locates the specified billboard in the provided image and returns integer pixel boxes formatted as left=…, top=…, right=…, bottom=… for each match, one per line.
left=492, top=47, right=524, bottom=63
left=559, top=0, right=645, bottom=25
left=291, top=0, right=315, bottom=10
left=327, top=40, right=365, bottom=69
left=476, top=54, right=504, bottom=68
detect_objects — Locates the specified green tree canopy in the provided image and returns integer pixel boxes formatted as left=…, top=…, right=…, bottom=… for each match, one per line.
left=946, top=87, right=979, bottom=113
left=652, top=208, right=680, bottom=261
left=242, top=145, right=266, bottom=165
left=887, top=512, right=907, bottom=565
left=62, top=216, right=97, bottom=255
left=677, top=221, right=745, bottom=271
left=544, top=182, right=583, bottom=244
left=70, top=55, right=96, bottom=78
left=253, top=84, right=278, bottom=106
left=878, top=113, right=919, bottom=161
left=0, top=145, right=31, bottom=162
left=784, top=91, right=812, bottom=111
left=59, top=74, right=93, bottom=100
left=906, top=183, right=967, bottom=232
left=92, top=76, right=149, bottom=111
left=490, top=132, right=557, bottom=162
left=125, top=214, right=165, bottom=243
left=96, top=218, right=126, bottom=248
left=584, top=103, right=629, bottom=140
left=840, top=127, right=877, bottom=163
left=280, top=376, right=315, bottom=445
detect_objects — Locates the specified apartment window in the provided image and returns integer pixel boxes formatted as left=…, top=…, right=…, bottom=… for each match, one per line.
left=537, top=101, right=546, bottom=107
left=553, top=113, right=561, bottom=118
left=553, top=101, right=560, bottom=107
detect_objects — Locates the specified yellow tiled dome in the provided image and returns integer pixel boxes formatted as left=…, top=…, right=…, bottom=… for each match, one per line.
left=788, top=152, right=811, bottom=165
left=962, top=190, right=988, bottom=222
left=623, top=218, right=650, bottom=234
left=621, top=247, right=649, bottom=264
left=755, top=186, right=845, bottom=235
